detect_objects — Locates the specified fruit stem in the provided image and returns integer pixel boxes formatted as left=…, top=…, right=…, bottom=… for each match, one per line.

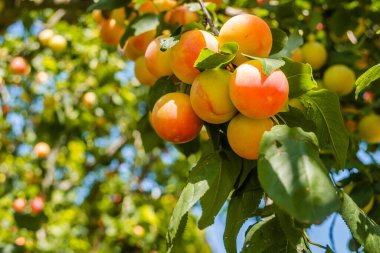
left=197, top=0, right=219, bottom=36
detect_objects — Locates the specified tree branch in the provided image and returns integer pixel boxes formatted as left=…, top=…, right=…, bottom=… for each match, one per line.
left=198, top=0, right=219, bottom=36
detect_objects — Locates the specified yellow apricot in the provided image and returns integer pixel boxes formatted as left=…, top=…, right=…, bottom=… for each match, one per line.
left=358, top=114, right=380, bottom=144
left=301, top=41, right=327, bottom=70
left=134, top=57, right=157, bottom=86
left=144, top=36, right=173, bottom=79
left=323, top=64, right=356, bottom=96
left=227, top=114, right=273, bottom=160
left=190, top=69, right=237, bottom=124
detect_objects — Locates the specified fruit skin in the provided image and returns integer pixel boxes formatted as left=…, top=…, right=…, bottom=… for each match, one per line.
left=123, top=30, right=156, bottom=61
left=34, top=142, right=50, bottom=159
left=190, top=69, right=237, bottom=124
left=301, top=41, right=327, bottom=70
left=31, top=196, right=44, bottom=214
left=358, top=114, right=380, bottom=144
left=134, top=57, right=157, bottom=86
left=230, top=60, right=289, bottom=119
left=10, top=57, right=30, bottom=75
left=323, top=64, right=356, bottom=96
left=100, top=19, right=125, bottom=46
left=48, top=34, right=67, bottom=53
left=169, top=30, right=218, bottom=84
left=83, top=91, right=97, bottom=108
left=153, top=0, right=177, bottom=12
left=227, top=114, right=273, bottom=160
left=164, top=5, right=199, bottom=25
left=13, top=198, right=26, bottom=212
left=92, top=10, right=105, bottom=24
left=151, top=93, right=203, bottom=143
left=218, top=14, right=272, bottom=65
left=144, top=36, right=173, bottom=79
left=38, top=29, right=55, bottom=46
left=110, top=7, right=126, bottom=25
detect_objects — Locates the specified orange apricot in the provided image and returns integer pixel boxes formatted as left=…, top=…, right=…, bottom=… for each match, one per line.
left=164, top=5, right=199, bottom=26
left=230, top=60, right=289, bottom=119
left=153, top=0, right=177, bottom=12
left=134, top=57, right=157, bottom=86
left=110, top=7, right=126, bottom=25
left=151, top=93, right=203, bottom=143
left=169, top=30, right=218, bottom=84
left=92, top=10, right=105, bottom=24
left=100, top=19, right=125, bottom=46
left=190, top=69, right=237, bottom=124
left=139, top=1, right=158, bottom=14
left=227, top=114, right=273, bottom=160
left=218, top=14, right=272, bottom=65
left=144, top=36, right=173, bottom=78
left=123, top=30, right=156, bottom=60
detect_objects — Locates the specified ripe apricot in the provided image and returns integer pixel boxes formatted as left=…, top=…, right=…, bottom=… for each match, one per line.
left=218, top=14, right=272, bottom=65
left=230, top=60, right=289, bottom=119
left=190, top=69, right=236, bottom=124
left=301, top=41, right=327, bottom=70
left=153, top=0, right=177, bottom=11
left=34, top=142, right=50, bottom=158
left=144, top=36, right=173, bottom=79
left=38, top=29, right=55, bottom=46
left=139, top=1, right=158, bottom=14
left=48, top=34, right=67, bottom=53
left=13, top=198, right=26, bottom=212
left=227, top=114, right=273, bottom=160
left=123, top=30, right=156, bottom=60
left=92, top=10, right=105, bottom=25
left=134, top=56, right=157, bottom=86
left=100, top=19, right=125, bottom=46
left=151, top=93, right=203, bottom=143
left=358, top=114, right=380, bottom=144
left=83, top=91, right=97, bottom=108
left=164, top=5, right=199, bottom=26
left=323, top=64, right=355, bottom=96
left=10, top=57, right=30, bottom=75
left=31, top=196, right=44, bottom=214
left=169, top=30, right=218, bottom=84
left=110, top=7, right=126, bottom=25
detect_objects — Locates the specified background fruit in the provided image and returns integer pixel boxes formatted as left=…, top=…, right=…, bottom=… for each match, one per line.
left=38, top=29, right=55, bottom=46
left=358, top=114, right=380, bottom=144
left=34, top=142, right=50, bottom=159
left=83, top=91, right=97, bottom=108
left=227, top=114, right=273, bottom=159
left=48, top=34, right=68, bottom=53
left=13, top=198, right=26, bottom=212
left=164, top=5, right=199, bottom=25
left=123, top=30, right=156, bottom=60
left=144, top=36, right=173, bottom=79
left=323, top=64, right=356, bottom=96
left=10, top=57, right=29, bottom=75
left=100, top=19, right=125, bottom=46
left=151, top=93, right=203, bottom=143
left=134, top=56, right=157, bottom=86
left=31, top=196, right=44, bottom=214
left=190, top=69, right=236, bottom=124
left=301, top=41, right=327, bottom=70
left=229, top=60, right=289, bottom=119
left=218, top=14, right=272, bottom=65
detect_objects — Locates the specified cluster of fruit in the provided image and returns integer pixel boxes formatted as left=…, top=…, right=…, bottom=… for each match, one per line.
left=12, top=196, right=44, bottom=214
left=98, top=8, right=288, bottom=160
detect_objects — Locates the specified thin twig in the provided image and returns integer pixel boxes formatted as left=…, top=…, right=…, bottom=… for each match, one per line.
left=303, top=231, right=327, bottom=250
left=197, top=0, right=219, bottom=36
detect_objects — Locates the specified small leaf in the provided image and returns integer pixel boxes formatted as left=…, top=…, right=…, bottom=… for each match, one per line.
left=120, top=14, right=159, bottom=47
left=271, top=34, right=304, bottom=58
left=258, top=125, right=340, bottom=223
left=224, top=171, right=263, bottom=253
left=166, top=152, right=221, bottom=252
left=194, top=42, right=238, bottom=70
left=87, top=0, right=130, bottom=11
left=242, top=215, right=298, bottom=253
left=278, top=107, right=317, bottom=134
left=199, top=151, right=242, bottom=229
left=355, top=63, right=380, bottom=99
left=339, top=192, right=380, bottom=253
left=242, top=54, right=285, bottom=75
left=160, top=22, right=204, bottom=51
left=270, top=28, right=288, bottom=55
left=300, top=90, right=349, bottom=169
left=281, top=57, right=317, bottom=98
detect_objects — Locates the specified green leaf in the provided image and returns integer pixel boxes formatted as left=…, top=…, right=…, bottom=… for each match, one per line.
left=339, top=192, right=380, bottom=253
left=88, top=0, right=130, bottom=11
left=326, top=246, right=335, bottom=253
left=275, top=207, right=310, bottom=252
left=147, top=77, right=177, bottom=111
left=278, top=107, right=317, bottom=134
left=224, top=171, right=263, bottom=253
left=194, top=42, right=238, bottom=70
left=242, top=215, right=298, bottom=253
left=270, top=28, right=288, bottom=55
left=242, top=54, right=285, bottom=75
left=166, top=152, right=221, bottom=252
left=271, top=34, right=304, bottom=58
left=281, top=58, right=317, bottom=98
left=300, top=90, right=349, bottom=169
left=120, top=14, right=159, bottom=47
left=198, top=151, right=241, bottom=229
left=258, top=125, right=339, bottom=223
left=136, top=113, right=163, bottom=152
left=235, top=159, right=257, bottom=189
left=175, top=137, right=200, bottom=157
left=355, top=63, right=380, bottom=99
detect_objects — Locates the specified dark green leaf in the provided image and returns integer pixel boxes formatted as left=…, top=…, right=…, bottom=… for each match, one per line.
left=271, top=34, right=304, bottom=58
left=175, top=137, right=200, bottom=157
left=194, top=42, right=238, bottom=70
left=166, top=152, right=221, bottom=252
left=281, top=58, right=317, bottom=98
left=242, top=215, right=298, bottom=253
left=300, top=90, right=349, bottom=169
left=258, top=125, right=339, bottom=223
left=224, top=171, right=263, bottom=253
left=242, top=54, right=285, bottom=75
left=278, top=107, right=317, bottom=134
left=198, top=151, right=241, bottom=229
left=270, top=28, right=288, bottom=55
left=235, top=159, right=257, bottom=189
left=339, top=192, right=380, bottom=253
left=326, top=246, right=335, bottom=253
left=120, top=14, right=159, bottom=47
left=88, top=0, right=130, bottom=11
left=355, top=64, right=380, bottom=99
